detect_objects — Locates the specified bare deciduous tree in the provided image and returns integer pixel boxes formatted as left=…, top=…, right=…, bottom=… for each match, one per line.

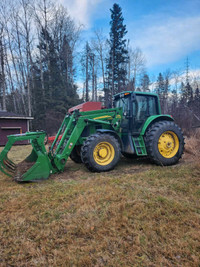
left=128, top=47, right=146, bottom=90
left=0, top=25, right=6, bottom=110
left=92, top=30, right=108, bottom=100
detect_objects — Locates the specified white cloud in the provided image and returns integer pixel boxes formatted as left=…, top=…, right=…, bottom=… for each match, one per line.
left=59, top=0, right=104, bottom=28
left=149, top=68, right=200, bottom=92
left=131, top=16, right=200, bottom=67
left=189, top=69, right=200, bottom=81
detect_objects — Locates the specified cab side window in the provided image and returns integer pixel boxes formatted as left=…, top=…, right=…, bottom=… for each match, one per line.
left=115, top=97, right=129, bottom=116
left=133, top=95, right=158, bottom=121
left=136, top=97, right=147, bottom=120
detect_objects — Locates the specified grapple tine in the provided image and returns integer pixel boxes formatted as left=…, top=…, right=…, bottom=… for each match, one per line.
left=5, top=157, right=16, bottom=168
left=0, top=161, right=15, bottom=177
left=3, top=159, right=16, bottom=171
left=0, top=139, right=15, bottom=177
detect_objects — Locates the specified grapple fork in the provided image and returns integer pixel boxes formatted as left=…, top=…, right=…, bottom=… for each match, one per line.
left=0, top=132, right=54, bottom=182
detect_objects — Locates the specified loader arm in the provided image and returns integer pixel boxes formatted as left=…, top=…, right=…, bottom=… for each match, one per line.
left=49, top=108, right=123, bottom=173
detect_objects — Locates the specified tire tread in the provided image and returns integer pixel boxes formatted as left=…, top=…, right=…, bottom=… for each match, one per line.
left=81, top=133, right=121, bottom=172
left=145, top=121, right=184, bottom=166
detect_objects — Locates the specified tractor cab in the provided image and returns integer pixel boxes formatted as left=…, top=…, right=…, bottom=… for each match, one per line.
left=113, top=91, right=161, bottom=134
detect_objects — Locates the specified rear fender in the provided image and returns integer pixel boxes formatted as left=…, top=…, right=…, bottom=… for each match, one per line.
left=140, top=115, right=174, bottom=135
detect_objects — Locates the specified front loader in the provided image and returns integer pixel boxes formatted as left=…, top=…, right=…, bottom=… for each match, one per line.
left=0, top=91, right=184, bottom=182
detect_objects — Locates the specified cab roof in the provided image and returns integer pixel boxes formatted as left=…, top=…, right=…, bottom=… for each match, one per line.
left=114, top=91, right=158, bottom=98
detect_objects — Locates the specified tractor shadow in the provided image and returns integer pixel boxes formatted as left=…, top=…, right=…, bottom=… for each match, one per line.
left=52, top=153, right=189, bottom=182
left=53, top=156, right=155, bottom=181
left=112, top=156, right=153, bottom=175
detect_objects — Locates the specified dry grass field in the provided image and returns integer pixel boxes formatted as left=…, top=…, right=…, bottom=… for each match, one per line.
left=0, top=136, right=200, bottom=266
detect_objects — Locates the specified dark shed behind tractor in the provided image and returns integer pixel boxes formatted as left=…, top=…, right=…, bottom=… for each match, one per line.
left=0, top=111, right=33, bottom=146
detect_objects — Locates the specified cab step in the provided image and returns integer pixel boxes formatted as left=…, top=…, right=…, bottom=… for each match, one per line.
left=132, top=136, right=147, bottom=156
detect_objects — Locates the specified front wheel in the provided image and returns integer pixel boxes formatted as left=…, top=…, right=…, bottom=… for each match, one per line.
left=81, top=133, right=121, bottom=172
left=145, top=121, right=184, bottom=166
left=70, top=145, right=82, bottom=163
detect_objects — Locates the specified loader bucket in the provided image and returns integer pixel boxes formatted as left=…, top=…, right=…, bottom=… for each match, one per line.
left=0, top=132, right=54, bottom=182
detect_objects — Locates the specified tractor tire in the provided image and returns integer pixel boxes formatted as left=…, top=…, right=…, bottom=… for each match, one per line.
left=81, top=133, right=121, bottom=172
left=145, top=121, right=184, bottom=166
left=70, top=145, right=82, bottom=163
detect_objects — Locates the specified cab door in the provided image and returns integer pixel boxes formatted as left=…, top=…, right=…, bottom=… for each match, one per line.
left=131, top=94, right=159, bottom=135
left=115, top=95, right=131, bottom=133
left=114, top=94, right=135, bottom=154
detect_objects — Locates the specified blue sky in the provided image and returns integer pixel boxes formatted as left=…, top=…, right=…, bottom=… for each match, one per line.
left=60, top=0, right=200, bottom=80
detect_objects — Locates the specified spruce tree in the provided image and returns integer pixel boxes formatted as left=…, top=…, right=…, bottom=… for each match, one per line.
left=155, top=73, right=165, bottom=95
left=163, top=76, right=170, bottom=113
left=155, top=73, right=165, bottom=112
left=180, top=81, right=193, bottom=104
left=81, top=42, right=92, bottom=102
left=194, top=86, right=200, bottom=117
left=180, top=81, right=185, bottom=99
left=185, top=82, right=193, bottom=103
left=140, top=73, right=150, bottom=91
left=195, top=86, right=200, bottom=100
left=106, top=3, right=128, bottom=106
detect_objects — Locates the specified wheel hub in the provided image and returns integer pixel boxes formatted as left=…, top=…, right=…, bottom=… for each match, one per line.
left=166, top=142, right=172, bottom=148
left=93, top=142, right=115, bottom=165
left=158, top=131, right=179, bottom=158
left=99, top=148, right=107, bottom=158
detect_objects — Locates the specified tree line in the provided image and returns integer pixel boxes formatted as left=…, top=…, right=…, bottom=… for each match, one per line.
left=0, top=1, right=199, bottom=134
left=0, top=0, right=81, bottom=133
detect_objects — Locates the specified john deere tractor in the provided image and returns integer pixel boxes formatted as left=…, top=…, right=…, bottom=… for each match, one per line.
left=0, top=91, right=184, bottom=182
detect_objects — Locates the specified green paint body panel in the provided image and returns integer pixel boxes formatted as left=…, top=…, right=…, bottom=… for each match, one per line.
left=132, top=115, right=173, bottom=156
left=140, top=115, right=174, bottom=135
left=0, top=91, right=175, bottom=182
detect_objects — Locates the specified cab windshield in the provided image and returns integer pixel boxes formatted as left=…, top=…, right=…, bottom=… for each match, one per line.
left=114, top=96, right=130, bottom=116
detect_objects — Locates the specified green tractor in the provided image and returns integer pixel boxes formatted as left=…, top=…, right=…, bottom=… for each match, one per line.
left=0, top=91, right=184, bottom=182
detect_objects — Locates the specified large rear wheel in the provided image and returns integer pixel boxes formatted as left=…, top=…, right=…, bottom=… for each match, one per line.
left=145, top=121, right=184, bottom=166
left=81, top=133, right=121, bottom=172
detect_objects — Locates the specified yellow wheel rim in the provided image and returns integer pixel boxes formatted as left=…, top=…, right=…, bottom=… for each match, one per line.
left=158, top=131, right=179, bottom=158
left=93, top=142, right=115, bottom=165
